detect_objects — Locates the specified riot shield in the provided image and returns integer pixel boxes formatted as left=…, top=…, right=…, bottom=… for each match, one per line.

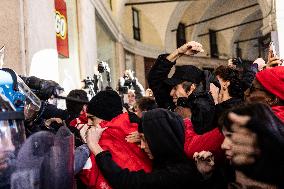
left=0, top=112, right=25, bottom=189
left=10, top=126, right=74, bottom=189
left=41, top=126, right=74, bottom=189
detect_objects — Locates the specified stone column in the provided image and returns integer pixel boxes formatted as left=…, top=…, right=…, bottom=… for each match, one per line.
left=115, top=42, right=125, bottom=77
left=275, top=0, right=284, bottom=57
left=24, top=0, right=59, bottom=81
left=77, top=0, right=97, bottom=79
left=134, top=54, right=145, bottom=88
left=0, top=0, right=25, bottom=74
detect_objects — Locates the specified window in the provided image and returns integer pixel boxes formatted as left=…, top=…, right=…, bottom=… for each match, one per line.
left=209, top=30, right=219, bottom=58
left=109, top=0, right=112, bottom=10
left=132, top=8, right=140, bottom=41
left=176, top=23, right=186, bottom=48
left=236, top=43, right=242, bottom=58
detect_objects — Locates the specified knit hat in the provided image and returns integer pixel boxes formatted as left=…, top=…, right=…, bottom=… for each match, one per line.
left=87, top=90, right=123, bottom=121
left=256, top=66, right=284, bottom=100
left=164, top=65, right=203, bottom=86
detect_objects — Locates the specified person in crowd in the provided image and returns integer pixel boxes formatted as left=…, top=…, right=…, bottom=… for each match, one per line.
left=220, top=103, right=283, bottom=188
left=65, top=89, right=89, bottom=125
left=173, top=98, right=224, bottom=162
left=147, top=41, right=224, bottom=162
left=148, top=41, right=219, bottom=134
left=125, top=96, right=158, bottom=144
left=86, top=108, right=226, bottom=189
left=64, top=89, right=89, bottom=148
left=126, top=89, right=136, bottom=111
left=134, top=96, right=157, bottom=118
left=266, top=44, right=283, bottom=68
left=77, top=90, right=152, bottom=189
left=245, top=66, right=284, bottom=120
left=118, top=69, right=145, bottom=112
left=24, top=87, right=89, bottom=136
left=214, top=66, right=244, bottom=124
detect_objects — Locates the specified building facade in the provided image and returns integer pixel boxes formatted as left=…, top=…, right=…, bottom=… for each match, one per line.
left=0, top=0, right=283, bottom=92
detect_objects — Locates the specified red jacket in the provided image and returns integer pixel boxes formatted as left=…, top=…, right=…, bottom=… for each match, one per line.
left=78, top=113, right=152, bottom=189
left=183, top=118, right=224, bottom=162
left=272, top=106, right=284, bottom=122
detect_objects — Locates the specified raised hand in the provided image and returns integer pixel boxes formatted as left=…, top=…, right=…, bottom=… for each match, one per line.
left=193, top=151, right=215, bottom=177
left=86, top=125, right=108, bottom=155
left=177, top=41, right=204, bottom=56
left=125, top=131, right=141, bottom=143
left=253, top=58, right=266, bottom=71
left=267, top=49, right=283, bottom=68
left=167, top=41, right=204, bottom=62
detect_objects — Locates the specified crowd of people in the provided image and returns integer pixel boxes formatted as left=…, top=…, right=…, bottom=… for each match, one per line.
left=1, top=40, right=284, bottom=189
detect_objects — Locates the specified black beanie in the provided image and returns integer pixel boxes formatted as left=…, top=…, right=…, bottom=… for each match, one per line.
left=87, top=90, right=123, bottom=121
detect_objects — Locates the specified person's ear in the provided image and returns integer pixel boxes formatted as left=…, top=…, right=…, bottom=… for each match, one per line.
left=223, top=81, right=230, bottom=90
left=186, top=83, right=196, bottom=96
left=189, top=83, right=196, bottom=94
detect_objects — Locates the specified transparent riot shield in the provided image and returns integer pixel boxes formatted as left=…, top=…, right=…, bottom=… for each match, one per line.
left=10, top=126, right=74, bottom=189
left=0, top=112, right=26, bottom=189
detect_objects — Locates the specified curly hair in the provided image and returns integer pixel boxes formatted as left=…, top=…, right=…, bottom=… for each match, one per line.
left=136, top=97, right=158, bottom=111
left=215, top=65, right=244, bottom=99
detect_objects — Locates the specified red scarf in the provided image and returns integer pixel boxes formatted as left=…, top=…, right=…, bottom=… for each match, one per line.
left=78, top=113, right=152, bottom=189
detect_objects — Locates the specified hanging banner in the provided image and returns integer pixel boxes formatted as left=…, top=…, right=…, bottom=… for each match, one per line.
left=55, top=0, right=69, bottom=58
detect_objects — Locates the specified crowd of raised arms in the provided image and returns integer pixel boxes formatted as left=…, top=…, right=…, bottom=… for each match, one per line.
left=0, top=40, right=284, bottom=189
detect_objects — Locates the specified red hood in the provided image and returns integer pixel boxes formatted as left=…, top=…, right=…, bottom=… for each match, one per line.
left=79, top=113, right=152, bottom=189
left=272, top=106, right=284, bottom=122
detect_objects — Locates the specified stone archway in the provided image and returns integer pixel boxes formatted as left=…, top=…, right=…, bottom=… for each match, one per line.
left=190, top=0, right=263, bottom=59
left=164, top=0, right=272, bottom=53
left=164, top=1, right=193, bottom=52
left=257, top=0, right=272, bottom=17
left=229, top=10, right=263, bottom=59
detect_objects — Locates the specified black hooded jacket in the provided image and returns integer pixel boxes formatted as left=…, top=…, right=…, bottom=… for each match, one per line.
left=228, top=103, right=284, bottom=187
left=95, top=109, right=224, bottom=189
left=148, top=54, right=217, bottom=134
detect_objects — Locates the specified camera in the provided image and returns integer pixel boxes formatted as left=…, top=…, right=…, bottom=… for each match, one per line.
left=82, top=77, right=94, bottom=89
left=232, top=57, right=242, bottom=66
left=123, top=78, right=132, bottom=88
left=119, top=86, right=129, bottom=94
left=98, top=61, right=110, bottom=73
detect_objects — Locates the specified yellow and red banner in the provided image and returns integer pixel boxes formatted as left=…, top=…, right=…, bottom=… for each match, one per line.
left=55, top=0, right=69, bottom=58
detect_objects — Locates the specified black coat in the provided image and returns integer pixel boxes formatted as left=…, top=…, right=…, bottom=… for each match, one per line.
left=96, top=109, right=226, bottom=189
left=214, top=97, right=243, bottom=127
left=147, top=54, right=175, bottom=110
left=148, top=54, right=216, bottom=134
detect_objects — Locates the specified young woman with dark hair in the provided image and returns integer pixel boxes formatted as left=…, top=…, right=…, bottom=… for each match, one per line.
left=220, top=103, right=284, bottom=188
left=245, top=66, right=284, bottom=121
left=213, top=66, right=244, bottom=127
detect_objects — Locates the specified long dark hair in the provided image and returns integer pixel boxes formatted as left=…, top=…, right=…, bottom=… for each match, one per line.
left=215, top=66, right=244, bottom=99
left=219, top=103, right=284, bottom=184
left=220, top=103, right=284, bottom=143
